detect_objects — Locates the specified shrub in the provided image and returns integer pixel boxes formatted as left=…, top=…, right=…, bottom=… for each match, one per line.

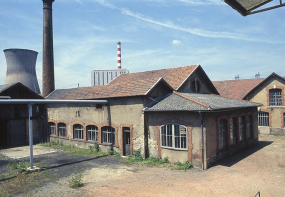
left=93, top=141, right=100, bottom=152
left=69, top=167, right=84, bottom=189
left=172, top=161, right=193, bottom=170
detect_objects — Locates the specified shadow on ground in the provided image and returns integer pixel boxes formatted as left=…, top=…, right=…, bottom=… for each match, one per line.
left=214, top=140, right=273, bottom=168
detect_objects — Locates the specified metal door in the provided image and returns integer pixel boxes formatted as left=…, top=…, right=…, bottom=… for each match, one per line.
left=9, top=120, right=26, bottom=146
left=123, top=127, right=130, bottom=156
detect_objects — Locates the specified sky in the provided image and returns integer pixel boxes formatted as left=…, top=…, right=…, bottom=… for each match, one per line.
left=0, top=0, right=284, bottom=91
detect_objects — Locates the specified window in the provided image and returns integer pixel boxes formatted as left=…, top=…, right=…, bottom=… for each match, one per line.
left=58, top=123, right=66, bottom=137
left=219, top=119, right=227, bottom=150
left=269, top=89, right=282, bottom=106
left=239, top=117, right=246, bottom=142
left=230, top=118, right=238, bottom=145
left=73, top=124, right=83, bottom=140
left=87, top=125, right=98, bottom=141
left=102, top=126, right=115, bottom=144
left=96, top=104, right=103, bottom=109
left=247, top=116, right=253, bottom=139
left=48, top=122, right=56, bottom=136
left=258, top=112, right=269, bottom=126
left=161, top=124, right=187, bottom=150
left=191, top=79, right=200, bottom=92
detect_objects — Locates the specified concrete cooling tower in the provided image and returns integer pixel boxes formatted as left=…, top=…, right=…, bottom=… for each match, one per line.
left=4, top=49, right=41, bottom=94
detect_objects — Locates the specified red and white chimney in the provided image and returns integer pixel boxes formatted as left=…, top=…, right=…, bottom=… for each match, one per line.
left=117, top=42, right=121, bottom=69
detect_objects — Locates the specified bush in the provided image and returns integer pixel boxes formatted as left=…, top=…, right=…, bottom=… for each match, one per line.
left=69, top=167, right=84, bottom=189
left=172, top=161, right=193, bottom=170
left=93, top=141, right=100, bottom=152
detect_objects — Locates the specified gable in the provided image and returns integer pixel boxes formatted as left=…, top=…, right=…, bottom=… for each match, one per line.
left=178, top=66, right=219, bottom=94
left=0, top=83, right=43, bottom=99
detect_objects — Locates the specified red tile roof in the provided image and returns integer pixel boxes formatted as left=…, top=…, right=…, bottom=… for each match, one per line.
left=109, top=65, right=199, bottom=90
left=47, top=65, right=198, bottom=100
left=213, top=78, right=264, bottom=100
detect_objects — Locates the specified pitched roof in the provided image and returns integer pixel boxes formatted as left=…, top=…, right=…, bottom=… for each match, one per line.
left=213, top=78, right=264, bottom=100
left=213, top=72, right=285, bottom=100
left=144, top=92, right=261, bottom=112
left=47, top=65, right=199, bottom=100
left=109, top=65, right=199, bottom=90
left=47, top=77, right=173, bottom=100
left=0, top=83, right=17, bottom=93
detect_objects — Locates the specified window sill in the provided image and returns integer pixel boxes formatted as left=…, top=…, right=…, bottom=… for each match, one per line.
left=161, top=146, right=187, bottom=151
left=72, top=139, right=84, bottom=142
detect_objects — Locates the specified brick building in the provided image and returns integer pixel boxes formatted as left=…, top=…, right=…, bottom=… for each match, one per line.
left=213, top=72, right=285, bottom=135
left=46, top=65, right=260, bottom=169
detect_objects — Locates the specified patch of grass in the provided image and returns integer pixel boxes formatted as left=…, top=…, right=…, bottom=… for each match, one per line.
left=69, top=167, right=84, bottom=189
left=38, top=140, right=107, bottom=157
left=0, top=168, right=59, bottom=196
left=123, top=149, right=143, bottom=164
left=171, top=161, right=193, bottom=170
left=142, top=156, right=169, bottom=166
left=8, top=160, right=31, bottom=174
left=0, top=153, right=7, bottom=159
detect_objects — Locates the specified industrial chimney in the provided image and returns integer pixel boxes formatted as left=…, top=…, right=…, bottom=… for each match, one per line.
left=117, top=42, right=121, bottom=69
left=42, top=0, right=55, bottom=97
left=4, top=49, right=41, bottom=94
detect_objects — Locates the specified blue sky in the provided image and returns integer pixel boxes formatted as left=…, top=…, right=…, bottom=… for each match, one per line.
left=0, top=0, right=284, bottom=90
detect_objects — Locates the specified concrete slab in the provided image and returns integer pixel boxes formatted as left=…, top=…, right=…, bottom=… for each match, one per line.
left=0, top=145, right=57, bottom=159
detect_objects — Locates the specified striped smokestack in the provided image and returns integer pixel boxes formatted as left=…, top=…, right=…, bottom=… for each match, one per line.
left=117, top=42, right=121, bottom=69
left=42, top=0, right=55, bottom=97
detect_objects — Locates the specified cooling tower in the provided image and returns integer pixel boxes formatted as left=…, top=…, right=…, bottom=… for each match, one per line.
left=4, top=49, right=41, bottom=94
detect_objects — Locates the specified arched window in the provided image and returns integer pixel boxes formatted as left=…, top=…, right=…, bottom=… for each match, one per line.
left=191, top=79, right=200, bottom=92
left=58, top=123, right=66, bottom=137
left=87, top=125, right=98, bottom=141
left=101, top=126, right=115, bottom=144
left=230, top=118, right=238, bottom=145
left=160, top=124, right=187, bottom=150
left=48, top=122, right=56, bottom=136
left=219, top=119, right=228, bottom=150
left=239, top=117, right=246, bottom=142
left=269, top=89, right=282, bottom=106
left=247, top=116, right=253, bottom=139
left=73, top=124, right=83, bottom=140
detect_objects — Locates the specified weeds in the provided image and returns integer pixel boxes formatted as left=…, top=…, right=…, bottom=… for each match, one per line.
left=172, top=161, right=193, bottom=170
left=38, top=141, right=107, bottom=157
left=69, top=167, right=84, bottom=189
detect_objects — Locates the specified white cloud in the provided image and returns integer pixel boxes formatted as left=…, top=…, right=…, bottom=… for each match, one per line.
left=172, top=39, right=182, bottom=45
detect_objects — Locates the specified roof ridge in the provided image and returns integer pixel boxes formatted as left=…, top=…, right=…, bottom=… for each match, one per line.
left=213, top=78, right=265, bottom=83
left=173, top=91, right=210, bottom=108
left=122, top=65, right=199, bottom=75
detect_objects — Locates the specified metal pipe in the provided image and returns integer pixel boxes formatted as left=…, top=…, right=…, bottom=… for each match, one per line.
left=28, top=104, right=33, bottom=169
left=0, top=99, right=108, bottom=104
left=0, top=96, right=11, bottom=99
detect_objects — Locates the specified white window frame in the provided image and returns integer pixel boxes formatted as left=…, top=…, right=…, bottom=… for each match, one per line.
left=258, top=112, right=269, bottom=126
left=49, top=122, right=56, bottom=136
left=87, top=125, right=98, bottom=141
left=58, top=123, right=66, bottom=137
left=73, top=124, right=83, bottom=140
left=102, top=126, right=115, bottom=144
left=269, top=89, right=282, bottom=106
left=160, top=123, right=187, bottom=150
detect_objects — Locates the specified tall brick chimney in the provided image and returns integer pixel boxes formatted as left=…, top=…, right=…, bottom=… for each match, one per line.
left=42, top=0, right=55, bottom=97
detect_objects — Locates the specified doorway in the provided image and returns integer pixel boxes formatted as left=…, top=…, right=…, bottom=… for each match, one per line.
left=123, top=127, right=131, bottom=156
left=0, top=120, right=8, bottom=147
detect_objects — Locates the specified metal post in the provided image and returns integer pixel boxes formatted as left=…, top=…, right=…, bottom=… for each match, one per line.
left=28, top=104, right=33, bottom=169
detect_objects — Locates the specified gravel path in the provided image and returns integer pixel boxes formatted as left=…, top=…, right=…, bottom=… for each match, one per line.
left=14, top=135, right=285, bottom=197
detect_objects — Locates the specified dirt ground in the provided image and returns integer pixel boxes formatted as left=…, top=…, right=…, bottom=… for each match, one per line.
left=2, top=134, right=285, bottom=197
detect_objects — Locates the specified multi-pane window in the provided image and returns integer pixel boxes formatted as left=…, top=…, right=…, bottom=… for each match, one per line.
left=161, top=124, right=187, bottom=150
left=230, top=118, right=238, bottom=145
left=269, top=89, right=282, bottom=106
left=102, top=126, right=115, bottom=144
left=258, top=112, right=269, bottom=126
left=239, top=117, right=246, bottom=142
left=48, top=122, right=56, bottom=136
left=58, top=123, right=66, bottom=137
left=73, top=124, right=83, bottom=140
left=219, top=119, right=227, bottom=150
left=87, top=125, right=98, bottom=141
left=247, top=116, right=253, bottom=139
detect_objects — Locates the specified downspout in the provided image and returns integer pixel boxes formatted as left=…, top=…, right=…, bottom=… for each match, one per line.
left=199, top=111, right=204, bottom=170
